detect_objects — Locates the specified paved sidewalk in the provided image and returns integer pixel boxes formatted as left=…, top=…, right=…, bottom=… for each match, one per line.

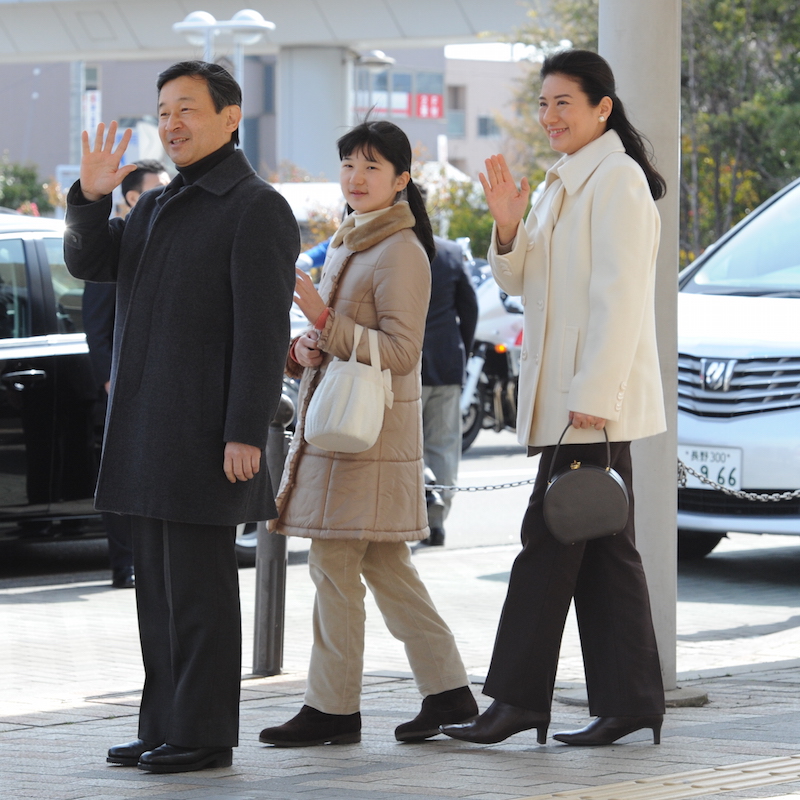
left=1, top=535, right=799, bottom=800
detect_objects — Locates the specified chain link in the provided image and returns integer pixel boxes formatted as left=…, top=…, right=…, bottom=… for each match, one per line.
left=426, top=459, right=800, bottom=502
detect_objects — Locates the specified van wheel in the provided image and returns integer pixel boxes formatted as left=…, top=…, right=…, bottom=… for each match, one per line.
left=235, top=522, right=258, bottom=567
left=677, top=530, right=724, bottom=560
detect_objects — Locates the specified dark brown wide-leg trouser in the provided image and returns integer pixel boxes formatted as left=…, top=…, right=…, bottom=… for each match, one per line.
left=132, top=517, right=242, bottom=748
left=483, top=441, right=665, bottom=717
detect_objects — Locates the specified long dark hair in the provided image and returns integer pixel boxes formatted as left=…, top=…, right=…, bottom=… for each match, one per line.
left=337, top=120, right=435, bottom=262
left=540, top=49, right=666, bottom=200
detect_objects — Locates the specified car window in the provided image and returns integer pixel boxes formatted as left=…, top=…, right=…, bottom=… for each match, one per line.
left=0, top=238, right=30, bottom=338
left=683, top=184, right=800, bottom=296
left=42, top=236, right=86, bottom=333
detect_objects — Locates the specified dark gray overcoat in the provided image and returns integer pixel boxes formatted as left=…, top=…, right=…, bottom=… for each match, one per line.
left=64, top=151, right=299, bottom=526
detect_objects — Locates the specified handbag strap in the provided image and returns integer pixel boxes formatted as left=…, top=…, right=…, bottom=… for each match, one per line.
left=346, top=324, right=393, bottom=409
left=348, top=324, right=365, bottom=362
left=547, top=422, right=612, bottom=484
left=347, top=325, right=382, bottom=372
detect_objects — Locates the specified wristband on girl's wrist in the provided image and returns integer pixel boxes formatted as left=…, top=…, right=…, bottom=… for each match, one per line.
left=313, top=307, right=331, bottom=331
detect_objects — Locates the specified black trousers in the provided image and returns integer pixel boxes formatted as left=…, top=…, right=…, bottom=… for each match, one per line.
left=103, top=512, right=133, bottom=573
left=132, top=517, right=242, bottom=747
left=483, top=441, right=665, bottom=717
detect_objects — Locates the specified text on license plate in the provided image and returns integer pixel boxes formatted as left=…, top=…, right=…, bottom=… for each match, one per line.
left=678, top=445, right=742, bottom=491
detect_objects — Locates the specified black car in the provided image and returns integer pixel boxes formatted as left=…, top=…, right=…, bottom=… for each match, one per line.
left=0, top=211, right=283, bottom=566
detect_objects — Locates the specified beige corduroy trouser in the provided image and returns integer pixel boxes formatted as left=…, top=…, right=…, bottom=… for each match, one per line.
left=304, top=538, right=470, bottom=715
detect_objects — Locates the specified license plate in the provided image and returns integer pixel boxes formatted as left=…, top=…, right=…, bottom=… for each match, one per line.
left=679, top=445, right=742, bottom=491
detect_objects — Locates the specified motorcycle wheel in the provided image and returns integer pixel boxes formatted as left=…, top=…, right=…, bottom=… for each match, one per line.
left=461, top=391, right=483, bottom=453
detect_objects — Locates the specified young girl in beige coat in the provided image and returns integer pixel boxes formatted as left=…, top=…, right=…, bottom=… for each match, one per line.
left=259, top=120, right=477, bottom=747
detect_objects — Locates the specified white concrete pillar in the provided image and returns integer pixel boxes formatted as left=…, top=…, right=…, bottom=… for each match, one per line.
left=277, top=47, right=353, bottom=180
left=599, top=0, right=682, bottom=690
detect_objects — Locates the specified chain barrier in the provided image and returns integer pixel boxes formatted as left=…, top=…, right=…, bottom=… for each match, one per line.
left=425, top=459, right=800, bottom=502
left=676, top=459, right=800, bottom=502
left=425, top=478, right=537, bottom=493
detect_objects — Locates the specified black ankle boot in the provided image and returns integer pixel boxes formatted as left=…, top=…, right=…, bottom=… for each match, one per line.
left=440, top=699, right=550, bottom=744
left=553, top=715, right=663, bottom=746
left=395, top=686, right=478, bottom=741
left=259, top=705, right=361, bottom=747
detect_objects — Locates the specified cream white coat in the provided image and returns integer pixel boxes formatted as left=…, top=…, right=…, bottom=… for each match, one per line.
left=489, top=130, right=666, bottom=448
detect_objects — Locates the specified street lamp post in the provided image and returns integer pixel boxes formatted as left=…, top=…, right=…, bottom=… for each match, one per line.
left=172, top=9, right=275, bottom=151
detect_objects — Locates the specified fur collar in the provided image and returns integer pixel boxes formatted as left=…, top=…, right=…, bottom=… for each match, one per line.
left=331, top=202, right=416, bottom=252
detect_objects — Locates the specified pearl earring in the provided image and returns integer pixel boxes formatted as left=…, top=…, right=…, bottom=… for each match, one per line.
left=599, top=116, right=606, bottom=122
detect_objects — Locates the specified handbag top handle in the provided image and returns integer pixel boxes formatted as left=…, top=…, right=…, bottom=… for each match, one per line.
left=348, top=324, right=382, bottom=372
left=547, top=422, right=612, bottom=484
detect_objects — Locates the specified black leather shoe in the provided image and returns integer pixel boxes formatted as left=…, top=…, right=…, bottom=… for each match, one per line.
left=418, top=527, right=445, bottom=547
left=395, top=685, right=478, bottom=741
left=440, top=700, right=549, bottom=744
left=111, top=567, right=135, bottom=589
left=137, top=744, right=233, bottom=773
left=107, top=739, right=160, bottom=766
left=259, top=705, right=361, bottom=747
left=553, top=715, right=663, bottom=746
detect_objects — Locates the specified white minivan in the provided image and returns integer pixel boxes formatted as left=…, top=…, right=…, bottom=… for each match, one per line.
left=677, top=178, right=800, bottom=558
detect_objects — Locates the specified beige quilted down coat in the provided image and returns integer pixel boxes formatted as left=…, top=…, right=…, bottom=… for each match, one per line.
left=271, top=202, right=432, bottom=541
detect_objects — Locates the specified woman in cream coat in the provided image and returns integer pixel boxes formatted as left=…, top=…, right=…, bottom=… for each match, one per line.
left=442, top=49, right=667, bottom=748
left=259, top=120, right=477, bottom=748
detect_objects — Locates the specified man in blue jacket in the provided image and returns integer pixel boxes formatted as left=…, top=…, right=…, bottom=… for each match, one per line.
left=419, top=235, right=478, bottom=546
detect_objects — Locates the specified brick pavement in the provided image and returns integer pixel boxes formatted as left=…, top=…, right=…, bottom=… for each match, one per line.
left=1, top=535, right=799, bottom=800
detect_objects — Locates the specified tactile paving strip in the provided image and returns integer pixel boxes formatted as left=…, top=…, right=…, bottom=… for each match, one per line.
left=519, top=755, right=800, bottom=800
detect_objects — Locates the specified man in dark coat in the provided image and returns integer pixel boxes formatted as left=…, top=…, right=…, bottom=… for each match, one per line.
left=82, top=159, right=169, bottom=589
left=64, top=61, right=299, bottom=774
left=418, top=235, right=478, bottom=546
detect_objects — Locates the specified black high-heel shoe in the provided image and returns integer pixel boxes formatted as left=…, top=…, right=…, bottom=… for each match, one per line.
left=440, top=700, right=550, bottom=745
left=553, top=715, right=663, bottom=746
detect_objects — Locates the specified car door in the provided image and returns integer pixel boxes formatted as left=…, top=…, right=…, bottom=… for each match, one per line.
left=0, top=232, right=59, bottom=534
left=35, top=234, right=100, bottom=525
left=0, top=229, right=99, bottom=539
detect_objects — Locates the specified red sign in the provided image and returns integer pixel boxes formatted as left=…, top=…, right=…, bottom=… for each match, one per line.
left=416, top=93, right=443, bottom=119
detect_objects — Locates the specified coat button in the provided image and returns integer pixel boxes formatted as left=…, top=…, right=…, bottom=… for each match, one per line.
left=617, top=391, right=624, bottom=400
left=534, top=353, right=540, bottom=364
left=537, top=300, right=544, bottom=310
left=521, top=350, right=528, bottom=360
left=615, top=402, right=622, bottom=411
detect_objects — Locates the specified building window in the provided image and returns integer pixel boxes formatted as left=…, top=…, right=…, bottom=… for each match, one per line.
left=477, top=115, right=501, bottom=138
left=446, top=85, right=466, bottom=138
left=447, top=111, right=466, bottom=138
left=84, top=65, right=99, bottom=91
left=355, top=69, right=412, bottom=118
left=354, top=68, right=443, bottom=120
left=416, top=72, right=444, bottom=118
left=263, top=62, right=275, bottom=114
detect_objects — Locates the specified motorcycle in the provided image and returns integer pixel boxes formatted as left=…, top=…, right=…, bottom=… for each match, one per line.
left=461, top=278, right=523, bottom=453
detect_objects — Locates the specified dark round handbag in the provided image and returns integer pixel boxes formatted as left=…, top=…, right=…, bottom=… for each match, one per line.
left=542, top=423, right=630, bottom=545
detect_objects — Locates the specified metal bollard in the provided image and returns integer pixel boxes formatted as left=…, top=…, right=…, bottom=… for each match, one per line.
left=252, top=393, right=294, bottom=676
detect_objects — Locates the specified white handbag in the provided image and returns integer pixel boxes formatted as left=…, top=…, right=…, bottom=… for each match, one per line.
left=304, top=324, right=394, bottom=453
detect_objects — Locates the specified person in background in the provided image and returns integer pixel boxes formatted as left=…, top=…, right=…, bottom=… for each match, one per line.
left=441, top=48, right=667, bottom=748
left=82, top=159, right=169, bottom=589
left=64, top=61, right=298, bottom=773
left=417, top=227, right=477, bottom=547
left=258, top=119, right=477, bottom=748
